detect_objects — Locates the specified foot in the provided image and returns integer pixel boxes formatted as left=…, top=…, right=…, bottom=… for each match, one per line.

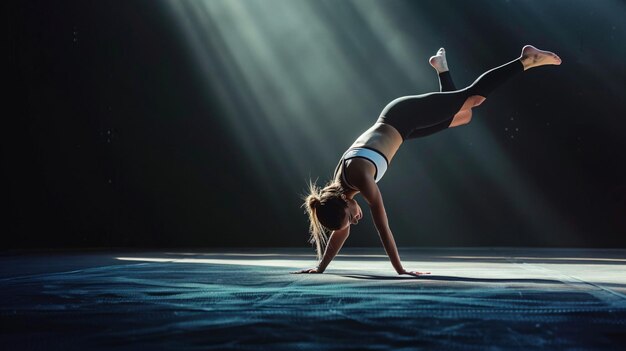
left=429, top=47, right=449, bottom=73
left=520, top=45, right=562, bottom=70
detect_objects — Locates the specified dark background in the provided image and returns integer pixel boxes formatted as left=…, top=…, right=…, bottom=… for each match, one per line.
left=5, top=0, right=626, bottom=251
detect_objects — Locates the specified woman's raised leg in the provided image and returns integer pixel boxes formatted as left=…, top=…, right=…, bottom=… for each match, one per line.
left=465, top=45, right=561, bottom=98
left=403, top=48, right=458, bottom=139
left=520, top=45, right=562, bottom=70
left=380, top=45, right=561, bottom=140
left=429, top=47, right=457, bottom=92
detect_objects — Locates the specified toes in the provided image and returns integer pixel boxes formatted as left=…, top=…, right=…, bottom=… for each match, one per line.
left=549, top=53, right=562, bottom=63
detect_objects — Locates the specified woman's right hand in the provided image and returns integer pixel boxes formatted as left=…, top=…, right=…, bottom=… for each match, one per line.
left=290, top=267, right=321, bottom=274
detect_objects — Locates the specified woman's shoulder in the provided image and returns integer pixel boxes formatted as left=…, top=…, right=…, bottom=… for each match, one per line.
left=344, top=158, right=377, bottom=183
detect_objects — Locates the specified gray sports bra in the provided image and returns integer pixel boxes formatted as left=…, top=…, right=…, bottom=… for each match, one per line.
left=333, top=147, right=389, bottom=190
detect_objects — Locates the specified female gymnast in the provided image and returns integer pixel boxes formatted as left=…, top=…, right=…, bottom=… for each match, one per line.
left=293, top=45, right=561, bottom=276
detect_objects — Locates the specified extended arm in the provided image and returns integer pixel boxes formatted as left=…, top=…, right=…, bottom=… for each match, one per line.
left=316, top=226, right=350, bottom=273
left=291, top=226, right=350, bottom=274
left=352, top=169, right=429, bottom=276
left=357, top=178, right=405, bottom=273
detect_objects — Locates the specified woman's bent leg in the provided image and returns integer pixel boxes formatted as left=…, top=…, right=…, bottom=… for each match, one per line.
left=429, top=48, right=457, bottom=92
left=438, top=71, right=457, bottom=92
left=388, top=57, right=524, bottom=136
left=382, top=46, right=559, bottom=140
left=403, top=71, right=458, bottom=139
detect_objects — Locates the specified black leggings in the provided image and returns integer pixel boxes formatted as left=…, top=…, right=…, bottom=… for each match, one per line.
left=378, top=58, right=524, bottom=140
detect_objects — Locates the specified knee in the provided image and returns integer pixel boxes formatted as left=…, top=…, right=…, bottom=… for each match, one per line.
left=472, top=95, right=486, bottom=107
left=459, top=114, right=472, bottom=126
left=449, top=111, right=472, bottom=128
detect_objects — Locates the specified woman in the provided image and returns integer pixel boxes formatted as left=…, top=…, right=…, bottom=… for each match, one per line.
left=293, top=45, right=562, bottom=276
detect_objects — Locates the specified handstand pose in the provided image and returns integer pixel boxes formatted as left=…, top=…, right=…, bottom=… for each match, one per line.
left=293, top=45, right=561, bottom=276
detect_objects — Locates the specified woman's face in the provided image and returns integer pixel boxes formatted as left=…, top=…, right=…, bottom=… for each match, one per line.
left=341, top=198, right=363, bottom=229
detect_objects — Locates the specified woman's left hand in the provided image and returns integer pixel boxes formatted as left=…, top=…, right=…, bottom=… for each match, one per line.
left=290, top=267, right=321, bottom=274
left=399, top=270, right=431, bottom=277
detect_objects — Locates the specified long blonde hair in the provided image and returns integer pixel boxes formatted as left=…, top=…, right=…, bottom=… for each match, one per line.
left=301, top=178, right=346, bottom=260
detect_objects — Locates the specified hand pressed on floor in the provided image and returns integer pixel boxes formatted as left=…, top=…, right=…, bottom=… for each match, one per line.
left=290, top=267, right=321, bottom=274
left=399, top=270, right=431, bottom=277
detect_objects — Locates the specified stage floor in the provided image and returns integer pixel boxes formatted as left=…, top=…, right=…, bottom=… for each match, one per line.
left=1, top=247, right=625, bottom=350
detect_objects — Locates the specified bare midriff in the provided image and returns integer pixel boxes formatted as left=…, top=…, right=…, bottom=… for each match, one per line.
left=350, top=122, right=404, bottom=163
